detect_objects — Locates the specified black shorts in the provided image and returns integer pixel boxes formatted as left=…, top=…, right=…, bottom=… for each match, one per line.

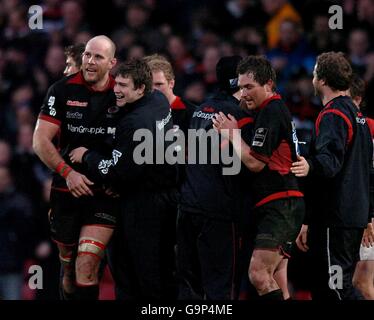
left=252, top=197, right=305, bottom=257
left=49, top=189, right=120, bottom=245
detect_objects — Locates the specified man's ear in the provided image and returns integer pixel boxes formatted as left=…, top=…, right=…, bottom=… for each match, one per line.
left=169, top=79, right=175, bottom=90
left=265, top=79, right=274, bottom=92
left=138, top=84, right=146, bottom=95
left=109, top=58, right=117, bottom=70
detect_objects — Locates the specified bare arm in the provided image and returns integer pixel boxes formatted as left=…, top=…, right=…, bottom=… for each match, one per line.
left=33, top=119, right=64, bottom=170
left=33, top=119, right=94, bottom=197
left=213, top=112, right=265, bottom=172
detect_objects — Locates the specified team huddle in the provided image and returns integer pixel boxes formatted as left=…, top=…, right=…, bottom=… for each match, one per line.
left=32, top=35, right=374, bottom=300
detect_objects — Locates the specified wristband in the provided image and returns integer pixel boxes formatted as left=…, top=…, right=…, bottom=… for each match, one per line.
left=55, top=161, right=72, bottom=179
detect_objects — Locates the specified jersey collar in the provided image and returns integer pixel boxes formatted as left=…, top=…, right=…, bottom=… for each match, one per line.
left=257, top=94, right=282, bottom=111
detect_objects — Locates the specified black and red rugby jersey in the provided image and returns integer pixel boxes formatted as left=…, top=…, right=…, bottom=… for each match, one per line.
left=38, top=71, right=118, bottom=189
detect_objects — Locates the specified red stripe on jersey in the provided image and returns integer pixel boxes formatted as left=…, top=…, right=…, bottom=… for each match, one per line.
left=250, top=149, right=270, bottom=163
left=315, top=109, right=353, bottom=145
left=237, top=117, right=254, bottom=128
left=38, top=114, right=61, bottom=126
left=67, top=71, right=115, bottom=92
left=254, top=190, right=304, bottom=208
left=366, top=118, right=374, bottom=137
left=258, top=94, right=282, bottom=111
left=268, top=139, right=292, bottom=175
left=171, top=96, right=186, bottom=110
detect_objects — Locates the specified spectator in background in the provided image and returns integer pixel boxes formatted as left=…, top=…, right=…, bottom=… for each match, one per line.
left=12, top=124, right=49, bottom=210
left=61, top=0, right=86, bottom=44
left=267, top=19, right=315, bottom=94
left=261, top=0, right=301, bottom=49
left=347, top=29, right=374, bottom=82
left=0, top=140, right=12, bottom=167
left=44, top=45, right=67, bottom=84
left=0, top=166, right=34, bottom=300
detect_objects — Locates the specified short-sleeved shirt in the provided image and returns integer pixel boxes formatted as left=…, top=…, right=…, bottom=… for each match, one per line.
left=249, top=94, right=303, bottom=207
left=38, top=72, right=117, bottom=190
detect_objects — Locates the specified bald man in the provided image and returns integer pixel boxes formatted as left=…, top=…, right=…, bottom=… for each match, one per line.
left=33, top=35, right=119, bottom=300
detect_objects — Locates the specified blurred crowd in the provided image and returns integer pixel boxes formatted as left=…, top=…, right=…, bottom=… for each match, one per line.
left=0, top=0, right=373, bottom=299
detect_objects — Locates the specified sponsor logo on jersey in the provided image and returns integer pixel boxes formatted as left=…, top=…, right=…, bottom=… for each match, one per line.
left=107, top=127, right=116, bottom=135
left=192, top=110, right=215, bottom=120
left=107, top=106, right=120, bottom=114
left=66, top=100, right=88, bottom=107
left=97, top=149, right=122, bottom=174
left=252, top=127, right=268, bottom=147
left=48, top=96, right=56, bottom=116
left=356, top=117, right=366, bottom=125
left=67, top=124, right=106, bottom=135
left=202, top=106, right=215, bottom=113
left=157, top=110, right=172, bottom=130
left=66, top=111, right=83, bottom=119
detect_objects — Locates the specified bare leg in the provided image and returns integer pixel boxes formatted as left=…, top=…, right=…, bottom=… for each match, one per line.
left=75, top=225, right=114, bottom=286
left=248, top=249, right=284, bottom=297
left=274, top=259, right=290, bottom=299
left=353, top=260, right=374, bottom=300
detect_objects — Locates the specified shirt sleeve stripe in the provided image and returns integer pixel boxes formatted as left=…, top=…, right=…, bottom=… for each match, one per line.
left=38, top=114, right=61, bottom=126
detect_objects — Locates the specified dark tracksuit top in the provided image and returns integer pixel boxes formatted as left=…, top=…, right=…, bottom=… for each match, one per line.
left=81, top=90, right=178, bottom=299
left=82, top=90, right=177, bottom=193
left=170, top=95, right=196, bottom=136
left=306, top=96, right=372, bottom=228
left=177, top=90, right=253, bottom=300
left=38, top=71, right=117, bottom=191
left=170, top=96, right=196, bottom=189
left=365, top=117, right=374, bottom=220
left=180, top=90, right=254, bottom=221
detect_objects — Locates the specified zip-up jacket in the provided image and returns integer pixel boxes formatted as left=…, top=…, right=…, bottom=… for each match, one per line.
left=307, top=96, right=372, bottom=227
left=82, top=90, right=177, bottom=193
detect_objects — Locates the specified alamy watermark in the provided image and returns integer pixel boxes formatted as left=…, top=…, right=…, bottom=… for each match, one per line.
left=28, top=265, right=43, bottom=290
left=328, top=264, right=343, bottom=290
left=98, top=126, right=243, bottom=176
left=328, top=5, right=343, bottom=30
left=28, top=5, right=43, bottom=30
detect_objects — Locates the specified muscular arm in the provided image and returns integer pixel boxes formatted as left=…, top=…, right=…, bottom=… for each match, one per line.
left=33, top=119, right=94, bottom=197
left=213, top=112, right=265, bottom=172
left=33, top=119, right=64, bottom=170
left=230, top=135, right=266, bottom=172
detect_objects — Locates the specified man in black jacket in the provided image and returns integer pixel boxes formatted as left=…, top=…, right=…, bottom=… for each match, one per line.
left=291, top=52, right=373, bottom=300
left=177, top=56, right=254, bottom=300
left=70, top=59, right=177, bottom=299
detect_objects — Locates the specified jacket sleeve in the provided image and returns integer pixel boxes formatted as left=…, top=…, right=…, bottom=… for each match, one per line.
left=307, top=113, right=349, bottom=178
left=82, top=121, right=144, bottom=185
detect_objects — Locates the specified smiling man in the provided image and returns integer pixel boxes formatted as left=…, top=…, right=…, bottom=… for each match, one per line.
left=33, top=35, right=119, bottom=300
left=213, top=55, right=304, bottom=300
left=69, top=59, right=178, bottom=299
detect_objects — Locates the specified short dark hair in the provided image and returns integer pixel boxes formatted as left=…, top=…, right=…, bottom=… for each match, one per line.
left=350, top=73, right=366, bottom=109
left=237, top=55, right=276, bottom=86
left=64, top=43, right=85, bottom=68
left=115, top=59, right=153, bottom=94
left=350, top=74, right=365, bottom=100
left=315, top=52, right=352, bottom=91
